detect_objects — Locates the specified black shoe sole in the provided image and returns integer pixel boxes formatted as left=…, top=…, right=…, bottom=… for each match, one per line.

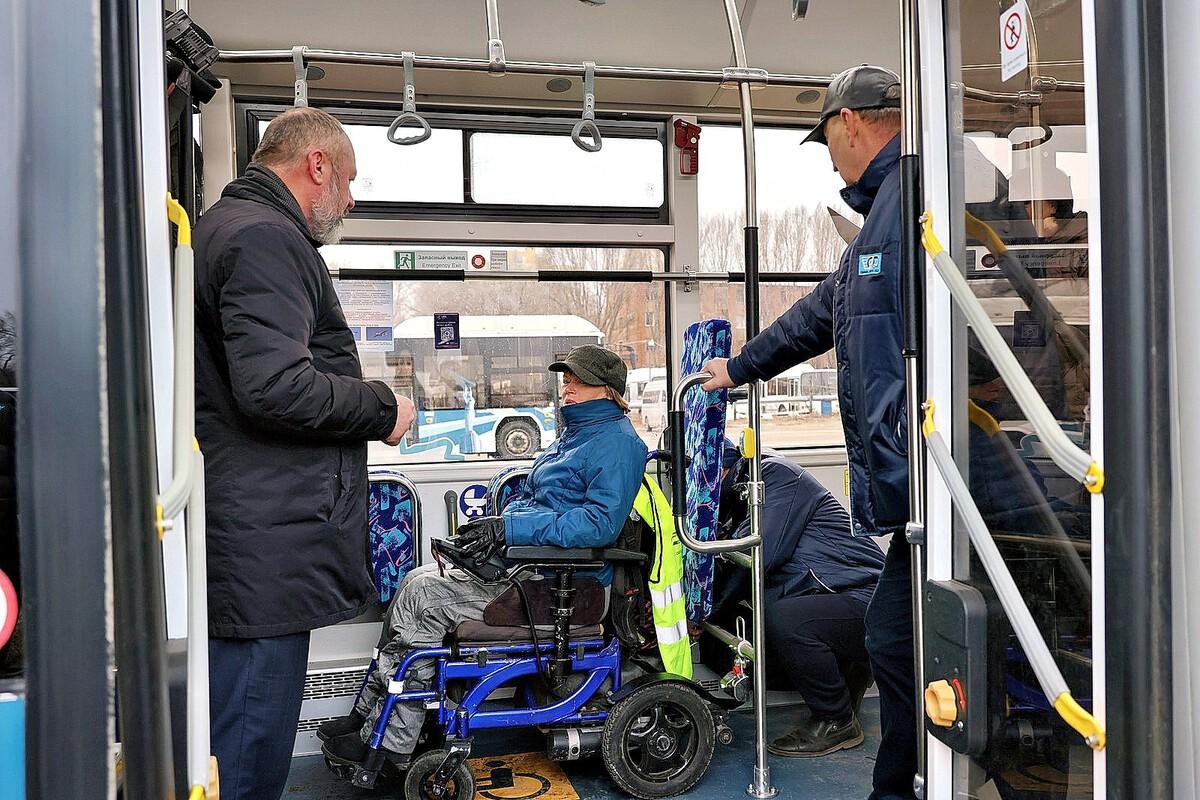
left=767, top=731, right=865, bottom=758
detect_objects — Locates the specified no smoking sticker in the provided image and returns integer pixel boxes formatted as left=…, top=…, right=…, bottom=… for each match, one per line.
left=1000, top=1, right=1028, bottom=82
left=471, top=254, right=488, bottom=269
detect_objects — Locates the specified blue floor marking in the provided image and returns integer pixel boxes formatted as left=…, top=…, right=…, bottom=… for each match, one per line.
left=285, top=699, right=880, bottom=799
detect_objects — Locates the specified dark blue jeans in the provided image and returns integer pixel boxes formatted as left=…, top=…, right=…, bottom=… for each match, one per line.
left=210, top=632, right=310, bottom=800
left=864, top=543, right=918, bottom=800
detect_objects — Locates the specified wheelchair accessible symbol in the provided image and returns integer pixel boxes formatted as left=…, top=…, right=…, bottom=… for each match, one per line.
left=459, top=483, right=488, bottom=518
left=477, top=759, right=553, bottom=800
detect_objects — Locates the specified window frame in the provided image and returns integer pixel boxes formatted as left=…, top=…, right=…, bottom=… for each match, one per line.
left=236, top=101, right=669, bottom=224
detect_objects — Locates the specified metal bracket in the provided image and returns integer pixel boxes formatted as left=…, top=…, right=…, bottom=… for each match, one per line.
left=721, top=66, right=770, bottom=85
left=292, top=46, right=309, bottom=107
left=571, top=61, right=602, bottom=152
left=744, top=479, right=764, bottom=507
left=488, top=38, right=506, bottom=73
left=905, top=521, right=926, bottom=546
left=682, top=264, right=698, bottom=293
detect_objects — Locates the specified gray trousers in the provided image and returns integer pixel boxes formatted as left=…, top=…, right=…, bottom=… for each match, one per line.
left=354, top=563, right=506, bottom=754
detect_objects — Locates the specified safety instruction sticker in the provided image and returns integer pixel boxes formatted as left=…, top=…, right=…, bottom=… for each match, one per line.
left=1000, top=1, right=1028, bottom=83
left=334, top=281, right=394, bottom=352
left=490, top=249, right=509, bottom=271
left=394, top=249, right=470, bottom=270
left=468, top=752, right=579, bottom=800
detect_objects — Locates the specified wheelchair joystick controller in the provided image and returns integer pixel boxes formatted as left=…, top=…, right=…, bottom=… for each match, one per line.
left=444, top=490, right=459, bottom=537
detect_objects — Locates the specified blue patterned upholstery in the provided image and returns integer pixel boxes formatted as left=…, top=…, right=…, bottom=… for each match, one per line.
left=487, top=466, right=531, bottom=515
left=368, top=472, right=419, bottom=605
left=680, top=319, right=732, bottom=621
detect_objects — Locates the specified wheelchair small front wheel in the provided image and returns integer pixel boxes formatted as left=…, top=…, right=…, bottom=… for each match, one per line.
left=601, top=682, right=715, bottom=799
left=402, top=749, right=475, bottom=800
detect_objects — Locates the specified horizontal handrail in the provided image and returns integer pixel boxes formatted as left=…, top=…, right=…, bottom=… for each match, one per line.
left=923, top=403, right=1104, bottom=750
left=922, top=213, right=1103, bottom=493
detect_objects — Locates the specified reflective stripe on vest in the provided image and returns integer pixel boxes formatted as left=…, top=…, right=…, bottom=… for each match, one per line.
left=633, top=476, right=693, bottom=680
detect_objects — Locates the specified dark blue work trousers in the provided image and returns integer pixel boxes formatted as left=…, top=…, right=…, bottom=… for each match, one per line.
left=864, top=542, right=918, bottom=800
left=209, top=632, right=311, bottom=800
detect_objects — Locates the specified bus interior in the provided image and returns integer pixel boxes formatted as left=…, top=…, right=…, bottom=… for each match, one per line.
left=3, top=0, right=1197, bottom=799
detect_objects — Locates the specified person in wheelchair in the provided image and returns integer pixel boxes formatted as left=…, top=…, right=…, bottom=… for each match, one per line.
left=709, top=440, right=885, bottom=757
left=318, top=344, right=648, bottom=771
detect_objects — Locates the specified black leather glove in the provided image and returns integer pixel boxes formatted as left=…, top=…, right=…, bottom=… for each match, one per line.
left=455, top=515, right=506, bottom=561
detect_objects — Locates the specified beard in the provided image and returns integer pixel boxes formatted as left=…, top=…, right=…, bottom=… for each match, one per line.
left=309, top=181, right=347, bottom=245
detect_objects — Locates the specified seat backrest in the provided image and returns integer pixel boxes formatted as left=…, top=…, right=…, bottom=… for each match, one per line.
left=486, top=465, right=531, bottom=515
left=367, top=470, right=421, bottom=604
left=679, top=319, right=732, bottom=621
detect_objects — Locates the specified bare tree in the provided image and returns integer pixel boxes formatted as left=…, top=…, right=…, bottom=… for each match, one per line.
left=0, top=312, right=15, bottom=385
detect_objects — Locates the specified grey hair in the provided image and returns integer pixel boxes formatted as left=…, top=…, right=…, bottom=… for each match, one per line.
left=252, top=107, right=350, bottom=168
left=854, top=107, right=902, bottom=132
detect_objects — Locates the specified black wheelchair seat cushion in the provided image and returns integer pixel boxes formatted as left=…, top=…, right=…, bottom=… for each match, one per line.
left=452, top=619, right=604, bottom=645
left=482, top=576, right=606, bottom=627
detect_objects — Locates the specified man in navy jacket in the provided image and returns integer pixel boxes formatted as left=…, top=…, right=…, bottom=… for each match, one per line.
left=703, top=66, right=917, bottom=799
left=715, top=442, right=884, bottom=756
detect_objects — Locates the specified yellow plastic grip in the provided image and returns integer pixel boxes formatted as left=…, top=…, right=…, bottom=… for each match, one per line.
left=964, top=212, right=1008, bottom=256
left=156, top=504, right=166, bottom=541
left=920, top=212, right=943, bottom=258
left=1054, top=692, right=1107, bottom=751
left=189, top=786, right=206, bottom=800
left=167, top=193, right=192, bottom=246
left=967, top=400, right=1001, bottom=437
left=921, top=400, right=936, bottom=438
left=1085, top=462, right=1105, bottom=494
left=739, top=428, right=757, bottom=460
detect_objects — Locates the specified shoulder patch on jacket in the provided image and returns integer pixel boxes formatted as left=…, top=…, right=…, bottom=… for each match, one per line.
left=857, top=252, right=883, bottom=276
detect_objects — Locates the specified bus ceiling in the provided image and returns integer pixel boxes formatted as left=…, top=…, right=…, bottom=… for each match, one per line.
left=186, top=0, right=902, bottom=116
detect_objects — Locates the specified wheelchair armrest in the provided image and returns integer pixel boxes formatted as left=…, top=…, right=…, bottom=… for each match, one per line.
left=503, top=546, right=648, bottom=565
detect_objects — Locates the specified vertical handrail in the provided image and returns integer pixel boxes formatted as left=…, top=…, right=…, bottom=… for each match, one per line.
left=163, top=196, right=213, bottom=799
left=921, top=215, right=1104, bottom=492
left=922, top=405, right=1105, bottom=750
left=898, top=0, right=928, bottom=794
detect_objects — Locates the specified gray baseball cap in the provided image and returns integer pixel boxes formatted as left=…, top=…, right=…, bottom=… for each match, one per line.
left=801, top=65, right=902, bottom=146
left=549, top=345, right=628, bottom=395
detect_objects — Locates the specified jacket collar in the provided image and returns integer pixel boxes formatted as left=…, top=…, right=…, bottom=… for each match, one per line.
left=222, top=163, right=321, bottom=247
left=839, top=134, right=901, bottom=216
left=561, top=398, right=624, bottom=427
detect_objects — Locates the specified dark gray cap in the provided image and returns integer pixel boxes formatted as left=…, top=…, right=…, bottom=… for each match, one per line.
left=548, top=345, right=628, bottom=395
left=801, top=65, right=902, bottom=146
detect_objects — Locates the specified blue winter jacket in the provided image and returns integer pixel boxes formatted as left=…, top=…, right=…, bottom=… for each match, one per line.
left=728, top=135, right=908, bottom=536
left=503, top=398, right=648, bottom=585
left=725, top=452, right=885, bottom=606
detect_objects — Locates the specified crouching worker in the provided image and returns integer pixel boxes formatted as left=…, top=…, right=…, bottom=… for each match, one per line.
left=318, top=345, right=648, bottom=770
left=712, top=441, right=885, bottom=757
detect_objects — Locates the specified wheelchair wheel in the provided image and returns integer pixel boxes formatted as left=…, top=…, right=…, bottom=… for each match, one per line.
left=601, top=682, right=715, bottom=799
left=402, top=749, right=475, bottom=800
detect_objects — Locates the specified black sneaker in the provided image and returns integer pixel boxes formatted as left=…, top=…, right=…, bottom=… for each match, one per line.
left=767, top=714, right=865, bottom=758
left=317, top=710, right=367, bottom=742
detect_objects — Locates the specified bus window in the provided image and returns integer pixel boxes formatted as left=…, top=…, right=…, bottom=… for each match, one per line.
left=322, top=246, right=668, bottom=463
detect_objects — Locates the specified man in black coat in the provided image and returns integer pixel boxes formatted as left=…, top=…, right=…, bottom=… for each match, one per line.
left=712, top=442, right=884, bottom=757
left=194, top=107, right=415, bottom=800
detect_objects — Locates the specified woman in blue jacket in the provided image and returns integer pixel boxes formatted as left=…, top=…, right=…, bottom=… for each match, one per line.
left=321, top=344, right=647, bottom=768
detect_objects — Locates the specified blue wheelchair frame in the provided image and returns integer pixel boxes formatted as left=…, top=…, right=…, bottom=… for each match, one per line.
left=363, top=636, right=620, bottom=748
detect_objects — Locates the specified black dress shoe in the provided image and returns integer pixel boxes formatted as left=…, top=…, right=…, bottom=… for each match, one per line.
left=767, top=714, right=865, bottom=758
left=317, top=710, right=367, bottom=742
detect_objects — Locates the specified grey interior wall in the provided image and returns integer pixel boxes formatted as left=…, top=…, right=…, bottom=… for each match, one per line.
left=1166, top=0, right=1200, bottom=795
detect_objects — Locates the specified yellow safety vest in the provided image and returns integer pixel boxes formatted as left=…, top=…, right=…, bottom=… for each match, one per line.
left=632, top=477, right=692, bottom=679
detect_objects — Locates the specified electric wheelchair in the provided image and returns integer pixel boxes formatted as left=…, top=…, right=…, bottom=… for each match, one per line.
left=324, top=463, right=738, bottom=800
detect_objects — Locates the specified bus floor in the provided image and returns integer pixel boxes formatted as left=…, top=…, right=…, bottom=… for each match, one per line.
left=283, top=697, right=880, bottom=799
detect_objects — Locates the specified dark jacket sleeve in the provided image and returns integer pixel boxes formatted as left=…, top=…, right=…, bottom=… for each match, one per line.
left=733, top=459, right=809, bottom=575
left=218, top=226, right=397, bottom=440
left=727, top=269, right=838, bottom=386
